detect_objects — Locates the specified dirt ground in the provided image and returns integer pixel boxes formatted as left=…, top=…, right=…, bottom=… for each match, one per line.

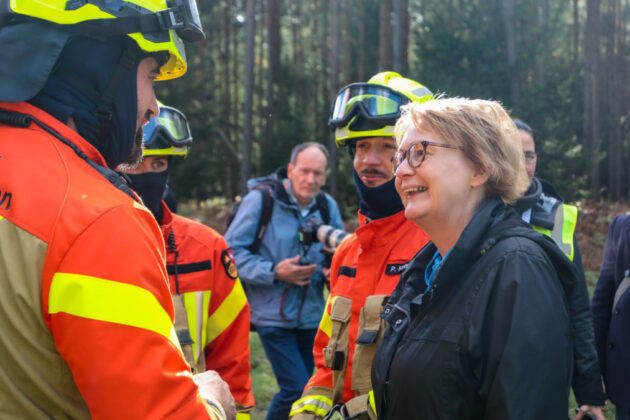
left=576, top=200, right=630, bottom=273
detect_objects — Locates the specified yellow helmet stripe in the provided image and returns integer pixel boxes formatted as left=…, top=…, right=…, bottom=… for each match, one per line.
left=143, top=146, right=188, bottom=156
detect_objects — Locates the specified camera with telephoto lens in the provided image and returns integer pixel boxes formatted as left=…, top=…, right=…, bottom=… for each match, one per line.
left=298, top=217, right=350, bottom=269
left=299, top=217, right=349, bottom=252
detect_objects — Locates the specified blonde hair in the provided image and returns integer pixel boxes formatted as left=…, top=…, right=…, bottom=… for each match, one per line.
left=394, top=97, right=529, bottom=204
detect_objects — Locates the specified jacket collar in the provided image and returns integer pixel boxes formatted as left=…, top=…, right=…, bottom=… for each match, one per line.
left=512, top=178, right=542, bottom=214
left=401, top=196, right=576, bottom=316
left=403, top=198, right=506, bottom=312
left=512, top=177, right=561, bottom=230
left=356, top=210, right=413, bottom=248
left=159, top=200, right=175, bottom=234
left=0, top=101, right=108, bottom=167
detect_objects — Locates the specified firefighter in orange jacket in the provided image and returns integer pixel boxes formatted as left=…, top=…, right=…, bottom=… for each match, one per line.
left=122, top=104, right=255, bottom=419
left=290, top=72, right=434, bottom=420
left=0, top=2, right=233, bottom=419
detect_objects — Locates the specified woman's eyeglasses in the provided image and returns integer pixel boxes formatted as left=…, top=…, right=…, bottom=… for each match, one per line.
left=392, top=140, right=463, bottom=174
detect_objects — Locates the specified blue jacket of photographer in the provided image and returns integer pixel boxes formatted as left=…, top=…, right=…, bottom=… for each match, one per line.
left=224, top=169, right=344, bottom=329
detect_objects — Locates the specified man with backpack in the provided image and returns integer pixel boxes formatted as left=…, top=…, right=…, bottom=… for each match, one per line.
left=225, top=142, right=344, bottom=420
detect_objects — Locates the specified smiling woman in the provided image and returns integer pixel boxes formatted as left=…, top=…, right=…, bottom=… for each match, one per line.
left=371, top=98, right=578, bottom=419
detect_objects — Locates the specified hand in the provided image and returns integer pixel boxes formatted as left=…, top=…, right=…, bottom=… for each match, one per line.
left=323, top=267, right=331, bottom=283
left=193, top=370, right=236, bottom=420
left=275, top=255, right=316, bottom=286
left=573, top=405, right=605, bottom=420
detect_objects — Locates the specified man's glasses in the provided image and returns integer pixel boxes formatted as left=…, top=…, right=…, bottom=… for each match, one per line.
left=392, top=140, right=464, bottom=174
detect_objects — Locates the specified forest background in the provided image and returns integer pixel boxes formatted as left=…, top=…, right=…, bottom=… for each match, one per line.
left=155, top=0, right=629, bottom=417
left=157, top=0, right=629, bottom=219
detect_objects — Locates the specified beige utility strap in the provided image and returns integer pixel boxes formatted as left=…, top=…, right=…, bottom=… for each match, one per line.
left=344, top=394, right=376, bottom=420
left=324, top=296, right=353, bottom=404
left=358, top=295, right=389, bottom=342
left=352, top=295, right=389, bottom=395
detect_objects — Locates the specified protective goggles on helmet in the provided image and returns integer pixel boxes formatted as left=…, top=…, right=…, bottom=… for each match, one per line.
left=329, top=83, right=411, bottom=129
left=143, top=105, right=192, bottom=156
left=2, top=0, right=204, bottom=80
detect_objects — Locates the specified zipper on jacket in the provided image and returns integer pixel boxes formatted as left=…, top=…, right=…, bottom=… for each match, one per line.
left=168, top=230, right=181, bottom=294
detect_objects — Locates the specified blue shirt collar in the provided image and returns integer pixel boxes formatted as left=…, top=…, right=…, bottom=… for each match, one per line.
left=424, top=248, right=452, bottom=288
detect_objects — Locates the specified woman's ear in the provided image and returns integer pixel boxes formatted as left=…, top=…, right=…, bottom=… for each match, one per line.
left=470, top=169, right=489, bottom=188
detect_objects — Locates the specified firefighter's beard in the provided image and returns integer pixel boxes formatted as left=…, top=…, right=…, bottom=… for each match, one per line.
left=119, top=128, right=145, bottom=170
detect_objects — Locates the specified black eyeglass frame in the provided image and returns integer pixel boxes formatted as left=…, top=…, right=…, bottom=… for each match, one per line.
left=392, top=140, right=464, bottom=174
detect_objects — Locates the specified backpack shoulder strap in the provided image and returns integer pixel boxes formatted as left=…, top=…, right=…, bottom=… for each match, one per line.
left=250, top=182, right=274, bottom=253
left=315, top=192, right=331, bottom=225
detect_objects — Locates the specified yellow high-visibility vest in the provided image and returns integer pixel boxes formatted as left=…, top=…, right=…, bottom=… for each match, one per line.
left=533, top=203, right=578, bottom=261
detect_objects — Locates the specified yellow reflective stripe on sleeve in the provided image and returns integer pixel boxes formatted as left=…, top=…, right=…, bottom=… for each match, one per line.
left=0, top=215, right=4, bottom=220
left=290, top=394, right=333, bottom=418
left=318, top=295, right=337, bottom=338
left=49, top=273, right=181, bottom=350
left=235, top=412, right=251, bottom=420
left=184, top=290, right=211, bottom=365
left=206, top=279, right=247, bottom=344
left=368, top=390, right=376, bottom=416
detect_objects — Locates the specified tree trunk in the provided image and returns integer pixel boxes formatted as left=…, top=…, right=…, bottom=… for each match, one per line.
left=257, top=0, right=266, bottom=144
left=379, top=0, right=393, bottom=71
left=357, top=0, right=366, bottom=81
left=232, top=5, right=240, bottom=144
left=222, top=0, right=235, bottom=198
left=401, top=0, right=409, bottom=76
left=241, top=0, right=256, bottom=194
left=329, top=0, right=340, bottom=197
left=342, top=0, right=352, bottom=85
left=500, top=0, right=519, bottom=107
left=392, top=0, right=409, bottom=75
left=607, top=0, right=622, bottom=200
left=571, top=0, right=580, bottom=140
left=536, top=0, right=549, bottom=88
left=584, top=0, right=601, bottom=195
left=320, top=0, right=329, bottom=140
left=265, top=0, right=281, bottom=148
left=290, top=0, right=303, bottom=74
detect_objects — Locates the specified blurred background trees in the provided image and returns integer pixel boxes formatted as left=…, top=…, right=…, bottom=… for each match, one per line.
left=157, top=0, right=630, bottom=219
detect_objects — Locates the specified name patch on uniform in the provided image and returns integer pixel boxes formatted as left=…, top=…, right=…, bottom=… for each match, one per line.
left=221, top=248, right=239, bottom=279
left=385, top=262, right=409, bottom=275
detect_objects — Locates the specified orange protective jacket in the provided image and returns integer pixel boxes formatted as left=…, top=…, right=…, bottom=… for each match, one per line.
left=291, top=211, right=430, bottom=419
left=161, top=204, right=255, bottom=418
left=0, top=102, right=222, bottom=419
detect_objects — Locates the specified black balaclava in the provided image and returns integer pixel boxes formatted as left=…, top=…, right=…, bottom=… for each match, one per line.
left=29, top=36, right=140, bottom=169
left=127, top=169, right=170, bottom=223
left=353, top=169, right=404, bottom=220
